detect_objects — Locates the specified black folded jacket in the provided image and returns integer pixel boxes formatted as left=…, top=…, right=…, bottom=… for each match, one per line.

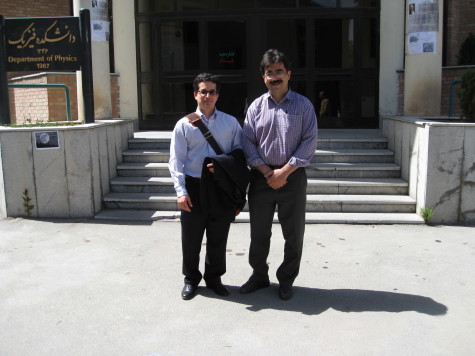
left=200, top=149, right=250, bottom=222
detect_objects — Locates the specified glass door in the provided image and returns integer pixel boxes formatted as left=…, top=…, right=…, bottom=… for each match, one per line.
left=136, top=2, right=379, bottom=130
left=137, top=16, right=250, bottom=129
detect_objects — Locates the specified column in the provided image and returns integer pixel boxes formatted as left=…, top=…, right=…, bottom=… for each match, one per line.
left=112, top=0, right=138, bottom=118
left=404, top=0, right=443, bottom=116
left=74, top=0, right=112, bottom=120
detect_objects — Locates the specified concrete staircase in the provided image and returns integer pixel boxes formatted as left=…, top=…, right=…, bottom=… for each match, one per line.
left=94, top=130, right=424, bottom=224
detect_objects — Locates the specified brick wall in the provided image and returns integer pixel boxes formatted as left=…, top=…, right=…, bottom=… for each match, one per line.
left=0, top=0, right=71, bottom=18
left=397, top=66, right=474, bottom=117
left=9, top=73, right=120, bottom=123
left=9, top=76, right=49, bottom=124
left=47, top=74, right=79, bottom=122
left=111, top=75, right=120, bottom=118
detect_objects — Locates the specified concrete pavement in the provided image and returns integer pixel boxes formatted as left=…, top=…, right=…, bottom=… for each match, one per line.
left=1, top=218, right=474, bottom=355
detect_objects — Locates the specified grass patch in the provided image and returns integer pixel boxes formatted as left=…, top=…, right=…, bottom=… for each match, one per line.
left=1, top=122, right=82, bottom=128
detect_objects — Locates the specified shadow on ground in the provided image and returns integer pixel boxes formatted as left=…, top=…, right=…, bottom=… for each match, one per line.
left=201, top=284, right=448, bottom=316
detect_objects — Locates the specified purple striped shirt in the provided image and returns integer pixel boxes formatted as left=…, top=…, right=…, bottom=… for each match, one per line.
left=242, top=89, right=318, bottom=168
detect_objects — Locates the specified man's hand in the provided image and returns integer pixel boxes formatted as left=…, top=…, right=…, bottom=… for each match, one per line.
left=266, top=168, right=288, bottom=189
left=207, top=162, right=215, bottom=173
left=177, top=194, right=193, bottom=212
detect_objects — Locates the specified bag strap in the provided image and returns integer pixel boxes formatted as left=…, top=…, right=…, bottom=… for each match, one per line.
left=186, top=112, right=224, bottom=155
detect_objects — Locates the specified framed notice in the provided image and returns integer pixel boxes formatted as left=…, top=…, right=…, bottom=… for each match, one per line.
left=34, top=131, right=60, bottom=150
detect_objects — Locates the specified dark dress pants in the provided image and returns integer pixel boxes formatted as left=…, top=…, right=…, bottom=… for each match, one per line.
left=248, top=168, right=307, bottom=287
left=181, top=176, right=231, bottom=286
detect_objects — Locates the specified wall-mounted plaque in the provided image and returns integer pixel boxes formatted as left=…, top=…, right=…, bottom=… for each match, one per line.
left=34, top=131, right=60, bottom=150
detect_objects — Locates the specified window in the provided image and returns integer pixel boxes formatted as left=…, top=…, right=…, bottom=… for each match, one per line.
left=315, top=18, right=354, bottom=68
left=160, top=21, right=200, bottom=71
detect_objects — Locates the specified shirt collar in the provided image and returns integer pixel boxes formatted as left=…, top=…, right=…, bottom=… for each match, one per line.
left=196, top=108, right=218, bottom=122
left=266, top=89, right=293, bottom=105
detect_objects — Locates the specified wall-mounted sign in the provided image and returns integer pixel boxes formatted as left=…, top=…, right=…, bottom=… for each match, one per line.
left=5, top=17, right=81, bottom=71
left=34, top=131, right=60, bottom=150
left=218, top=51, right=236, bottom=64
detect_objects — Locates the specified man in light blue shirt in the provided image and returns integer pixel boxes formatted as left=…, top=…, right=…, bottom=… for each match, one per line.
left=169, top=73, right=242, bottom=300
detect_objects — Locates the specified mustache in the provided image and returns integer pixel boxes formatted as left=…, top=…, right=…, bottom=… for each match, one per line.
left=270, top=79, right=283, bottom=85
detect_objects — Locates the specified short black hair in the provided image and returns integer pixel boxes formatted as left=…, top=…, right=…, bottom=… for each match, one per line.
left=260, top=49, right=292, bottom=75
left=193, top=73, right=221, bottom=93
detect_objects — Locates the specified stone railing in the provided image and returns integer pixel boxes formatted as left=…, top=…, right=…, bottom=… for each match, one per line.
left=382, top=116, right=475, bottom=225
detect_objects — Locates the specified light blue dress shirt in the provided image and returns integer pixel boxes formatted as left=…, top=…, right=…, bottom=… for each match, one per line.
left=169, top=108, right=242, bottom=197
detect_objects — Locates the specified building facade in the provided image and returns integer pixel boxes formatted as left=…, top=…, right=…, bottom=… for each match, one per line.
left=2, top=0, right=475, bottom=128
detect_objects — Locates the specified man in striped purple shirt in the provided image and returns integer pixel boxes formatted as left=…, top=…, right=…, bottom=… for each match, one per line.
left=240, top=49, right=318, bottom=300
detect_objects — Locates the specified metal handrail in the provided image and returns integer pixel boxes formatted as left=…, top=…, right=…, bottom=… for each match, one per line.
left=8, top=83, right=72, bottom=122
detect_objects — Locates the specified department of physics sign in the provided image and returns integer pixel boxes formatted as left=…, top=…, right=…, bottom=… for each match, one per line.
left=5, top=17, right=82, bottom=72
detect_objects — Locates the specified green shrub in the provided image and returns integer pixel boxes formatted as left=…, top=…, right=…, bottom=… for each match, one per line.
left=457, top=33, right=475, bottom=65
left=420, top=207, right=434, bottom=223
left=457, top=69, right=475, bottom=122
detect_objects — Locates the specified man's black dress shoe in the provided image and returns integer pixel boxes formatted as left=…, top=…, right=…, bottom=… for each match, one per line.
left=206, top=281, right=230, bottom=297
left=181, top=283, right=198, bottom=300
left=239, top=277, right=270, bottom=294
left=279, top=285, right=293, bottom=300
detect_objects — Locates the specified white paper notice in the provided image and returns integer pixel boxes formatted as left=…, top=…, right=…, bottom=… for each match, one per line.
left=408, top=31, right=437, bottom=54
left=90, top=0, right=109, bottom=42
left=407, top=0, right=439, bottom=54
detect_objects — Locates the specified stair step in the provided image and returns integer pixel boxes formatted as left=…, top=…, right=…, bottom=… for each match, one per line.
left=116, top=162, right=401, bottom=178
left=312, top=149, right=394, bottom=163
left=116, top=162, right=170, bottom=177
left=95, top=209, right=424, bottom=224
left=126, top=130, right=389, bottom=150
left=307, top=178, right=408, bottom=194
left=121, top=148, right=394, bottom=164
left=127, top=138, right=171, bottom=150
left=110, top=176, right=408, bottom=195
left=123, top=150, right=169, bottom=163
left=306, top=194, right=416, bottom=213
left=307, top=163, right=401, bottom=178
left=103, top=193, right=416, bottom=213
left=110, top=176, right=175, bottom=193
left=103, top=192, right=178, bottom=210
left=317, top=139, right=388, bottom=150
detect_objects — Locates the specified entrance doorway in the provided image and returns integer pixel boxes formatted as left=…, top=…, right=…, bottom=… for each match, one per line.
left=136, top=1, right=380, bottom=130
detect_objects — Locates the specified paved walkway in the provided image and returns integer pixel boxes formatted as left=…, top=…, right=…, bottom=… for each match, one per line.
left=1, top=218, right=474, bottom=355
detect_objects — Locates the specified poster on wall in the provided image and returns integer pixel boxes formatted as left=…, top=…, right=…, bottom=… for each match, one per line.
left=90, top=0, right=109, bottom=42
left=407, top=0, right=439, bottom=54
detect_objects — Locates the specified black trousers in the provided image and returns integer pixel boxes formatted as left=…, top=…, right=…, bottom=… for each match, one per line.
left=181, top=176, right=231, bottom=285
left=247, top=168, right=307, bottom=287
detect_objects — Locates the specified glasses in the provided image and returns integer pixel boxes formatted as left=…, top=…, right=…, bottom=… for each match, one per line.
left=197, top=89, right=218, bottom=96
left=264, top=70, right=287, bottom=79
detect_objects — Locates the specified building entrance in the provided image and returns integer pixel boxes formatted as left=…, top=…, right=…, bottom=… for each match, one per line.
left=136, top=1, right=380, bottom=130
